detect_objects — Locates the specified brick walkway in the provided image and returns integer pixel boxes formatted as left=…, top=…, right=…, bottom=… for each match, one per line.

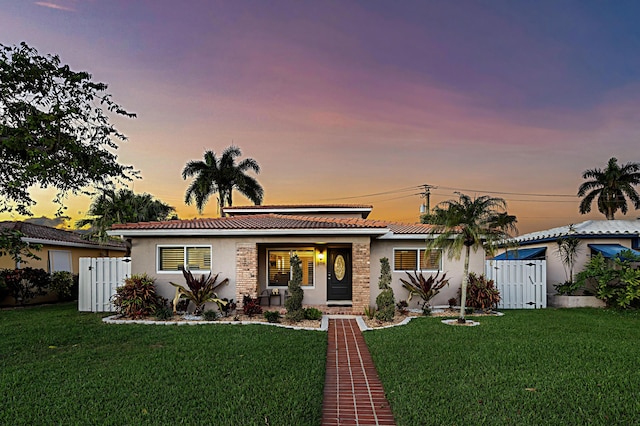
left=321, top=318, right=396, bottom=426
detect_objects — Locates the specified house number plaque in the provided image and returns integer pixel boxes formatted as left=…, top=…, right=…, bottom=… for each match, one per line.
left=334, top=255, right=346, bottom=281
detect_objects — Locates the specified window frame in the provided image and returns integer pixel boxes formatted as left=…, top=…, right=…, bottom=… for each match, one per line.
left=393, top=247, right=443, bottom=272
left=266, top=248, right=316, bottom=289
left=48, top=250, right=73, bottom=273
left=156, top=245, right=212, bottom=274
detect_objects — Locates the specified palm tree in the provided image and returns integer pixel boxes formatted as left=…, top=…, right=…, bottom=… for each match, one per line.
left=182, top=146, right=264, bottom=215
left=423, top=193, right=517, bottom=323
left=578, top=157, right=640, bottom=220
left=76, top=189, right=175, bottom=241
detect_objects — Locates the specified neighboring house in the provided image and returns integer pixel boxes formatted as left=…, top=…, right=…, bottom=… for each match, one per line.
left=495, top=220, right=640, bottom=295
left=108, top=204, right=486, bottom=312
left=0, top=221, right=127, bottom=272
left=0, top=221, right=127, bottom=305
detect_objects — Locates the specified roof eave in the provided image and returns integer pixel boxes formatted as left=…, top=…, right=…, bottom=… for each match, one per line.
left=22, top=237, right=126, bottom=251
left=107, top=228, right=389, bottom=238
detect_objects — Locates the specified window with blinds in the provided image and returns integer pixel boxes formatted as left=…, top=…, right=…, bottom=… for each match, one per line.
left=394, top=250, right=418, bottom=271
left=158, top=246, right=211, bottom=272
left=267, top=249, right=314, bottom=287
left=394, top=248, right=442, bottom=271
left=420, top=249, right=442, bottom=271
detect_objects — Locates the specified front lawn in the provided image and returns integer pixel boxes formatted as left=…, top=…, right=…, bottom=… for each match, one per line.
left=0, top=303, right=326, bottom=425
left=365, top=309, right=640, bottom=425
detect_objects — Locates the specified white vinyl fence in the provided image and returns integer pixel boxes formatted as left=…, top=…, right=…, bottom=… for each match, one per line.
left=78, top=257, right=131, bottom=312
left=485, top=260, right=546, bottom=309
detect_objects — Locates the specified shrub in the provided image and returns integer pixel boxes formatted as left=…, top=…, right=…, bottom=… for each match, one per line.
left=554, top=280, right=584, bottom=296
left=396, top=300, right=408, bottom=315
left=463, top=273, right=500, bottom=312
left=263, top=310, right=281, bottom=323
left=285, top=254, right=304, bottom=322
left=217, top=298, right=237, bottom=317
left=50, top=271, right=77, bottom=301
left=242, top=294, right=263, bottom=317
left=375, top=258, right=395, bottom=322
left=577, top=252, right=640, bottom=308
left=375, top=289, right=395, bottom=322
left=174, top=298, right=189, bottom=313
left=169, top=268, right=229, bottom=315
left=154, top=304, right=174, bottom=321
left=304, top=307, right=323, bottom=321
left=363, top=305, right=376, bottom=319
left=448, top=297, right=457, bottom=309
left=0, top=267, right=50, bottom=305
left=400, top=270, right=449, bottom=310
left=0, top=276, right=7, bottom=300
left=112, top=273, right=165, bottom=319
left=202, top=310, right=219, bottom=321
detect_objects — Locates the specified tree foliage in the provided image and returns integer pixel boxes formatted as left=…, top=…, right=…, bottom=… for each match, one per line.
left=578, top=157, right=640, bottom=220
left=0, top=42, right=136, bottom=216
left=423, top=193, right=517, bottom=322
left=0, top=228, right=41, bottom=265
left=182, top=145, right=263, bottom=215
left=76, top=188, right=175, bottom=241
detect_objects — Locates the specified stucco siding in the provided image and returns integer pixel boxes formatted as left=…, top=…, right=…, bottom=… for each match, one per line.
left=369, top=239, right=486, bottom=309
left=129, top=235, right=371, bottom=308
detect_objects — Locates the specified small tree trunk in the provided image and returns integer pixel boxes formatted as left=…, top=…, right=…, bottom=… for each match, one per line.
left=458, top=245, right=471, bottom=323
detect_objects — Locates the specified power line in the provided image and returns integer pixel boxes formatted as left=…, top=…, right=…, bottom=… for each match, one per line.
left=317, top=185, right=421, bottom=201
left=435, top=185, right=577, bottom=198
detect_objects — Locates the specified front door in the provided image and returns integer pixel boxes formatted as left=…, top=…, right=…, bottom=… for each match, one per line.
left=327, top=248, right=352, bottom=301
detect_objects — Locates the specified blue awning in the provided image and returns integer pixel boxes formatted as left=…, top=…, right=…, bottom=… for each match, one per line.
left=588, top=244, right=640, bottom=260
left=493, top=247, right=546, bottom=260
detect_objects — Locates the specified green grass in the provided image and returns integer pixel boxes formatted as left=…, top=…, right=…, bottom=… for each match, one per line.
left=0, top=303, right=326, bottom=425
left=365, top=309, right=640, bottom=426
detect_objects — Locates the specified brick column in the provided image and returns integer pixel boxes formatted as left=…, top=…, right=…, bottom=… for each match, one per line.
left=351, top=242, right=371, bottom=314
left=236, top=243, right=258, bottom=307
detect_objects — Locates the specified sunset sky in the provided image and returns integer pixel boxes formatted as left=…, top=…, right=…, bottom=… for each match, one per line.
left=2, top=1, right=640, bottom=233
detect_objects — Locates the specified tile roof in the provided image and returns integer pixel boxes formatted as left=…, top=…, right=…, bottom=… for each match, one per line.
left=110, top=214, right=387, bottom=231
left=108, top=214, right=440, bottom=237
left=1, top=221, right=126, bottom=250
left=511, top=220, right=640, bottom=244
left=222, top=204, right=374, bottom=210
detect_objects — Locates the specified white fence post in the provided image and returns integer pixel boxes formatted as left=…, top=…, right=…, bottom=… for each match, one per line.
left=485, top=260, right=546, bottom=309
left=78, top=257, right=131, bottom=312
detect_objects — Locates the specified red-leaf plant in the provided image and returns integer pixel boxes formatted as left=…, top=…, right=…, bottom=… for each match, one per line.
left=400, top=270, right=449, bottom=310
left=170, top=268, right=229, bottom=315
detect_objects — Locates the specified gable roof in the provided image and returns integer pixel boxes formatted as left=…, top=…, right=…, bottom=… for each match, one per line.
left=511, top=220, right=640, bottom=244
left=108, top=214, right=439, bottom=238
left=1, top=221, right=126, bottom=250
left=222, top=204, right=373, bottom=219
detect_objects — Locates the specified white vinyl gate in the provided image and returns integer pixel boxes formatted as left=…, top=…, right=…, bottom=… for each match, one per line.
left=485, top=260, right=546, bottom=309
left=78, top=257, right=131, bottom=312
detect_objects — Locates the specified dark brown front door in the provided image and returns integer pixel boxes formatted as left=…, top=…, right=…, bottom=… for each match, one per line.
left=327, top=248, right=352, bottom=301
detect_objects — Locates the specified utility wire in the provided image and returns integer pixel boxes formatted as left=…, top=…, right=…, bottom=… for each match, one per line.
left=317, top=185, right=421, bottom=201
left=435, top=185, right=576, bottom=198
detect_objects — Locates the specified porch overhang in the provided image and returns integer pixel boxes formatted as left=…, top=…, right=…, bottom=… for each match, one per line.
left=588, top=244, right=640, bottom=260
left=493, top=247, right=546, bottom=260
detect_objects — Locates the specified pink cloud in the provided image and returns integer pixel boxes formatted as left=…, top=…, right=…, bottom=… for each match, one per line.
left=34, top=2, right=76, bottom=12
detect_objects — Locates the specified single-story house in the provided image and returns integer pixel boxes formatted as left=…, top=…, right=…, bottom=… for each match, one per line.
left=0, top=221, right=127, bottom=305
left=495, top=219, right=640, bottom=295
left=108, top=204, right=486, bottom=313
